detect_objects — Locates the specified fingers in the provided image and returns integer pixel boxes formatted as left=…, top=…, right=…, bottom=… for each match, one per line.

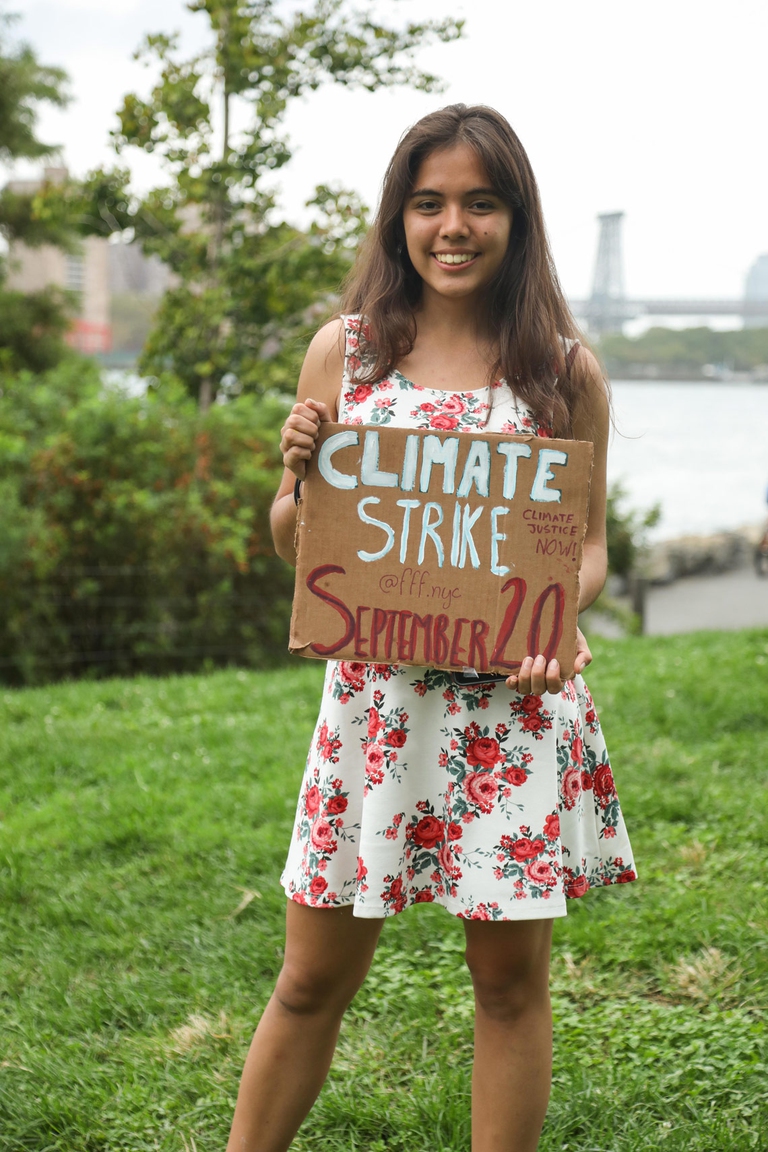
left=280, top=400, right=325, bottom=478
left=570, top=627, right=593, bottom=680
left=305, top=398, right=333, bottom=422
left=506, top=655, right=565, bottom=696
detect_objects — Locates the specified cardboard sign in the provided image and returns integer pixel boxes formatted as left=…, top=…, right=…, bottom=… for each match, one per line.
left=289, top=424, right=593, bottom=676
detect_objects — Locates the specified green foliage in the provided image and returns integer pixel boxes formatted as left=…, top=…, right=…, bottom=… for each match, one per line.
left=0, top=361, right=292, bottom=684
left=0, top=12, right=68, bottom=164
left=71, top=0, right=463, bottom=405
left=0, top=15, right=79, bottom=372
left=605, top=480, right=661, bottom=576
left=0, top=283, right=72, bottom=373
left=600, top=325, right=768, bottom=373
left=0, top=629, right=767, bottom=1148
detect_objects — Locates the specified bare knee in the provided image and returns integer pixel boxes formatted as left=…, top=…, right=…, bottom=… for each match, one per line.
left=274, top=958, right=363, bottom=1018
left=464, top=924, right=552, bottom=1022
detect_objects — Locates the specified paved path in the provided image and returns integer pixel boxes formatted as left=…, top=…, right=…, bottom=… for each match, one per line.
left=645, top=567, right=768, bottom=635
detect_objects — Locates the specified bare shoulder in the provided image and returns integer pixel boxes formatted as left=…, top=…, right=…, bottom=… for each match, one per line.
left=296, top=317, right=346, bottom=409
left=570, top=344, right=610, bottom=437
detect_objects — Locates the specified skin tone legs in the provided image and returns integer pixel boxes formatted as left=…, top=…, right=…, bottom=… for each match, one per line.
left=227, top=903, right=383, bottom=1152
left=465, top=919, right=554, bottom=1152
left=227, top=904, right=553, bottom=1152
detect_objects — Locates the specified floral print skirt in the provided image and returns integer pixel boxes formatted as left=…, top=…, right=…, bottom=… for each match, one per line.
left=281, top=661, right=637, bottom=921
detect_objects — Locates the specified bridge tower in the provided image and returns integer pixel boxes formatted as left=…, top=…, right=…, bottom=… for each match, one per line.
left=589, top=212, right=626, bottom=334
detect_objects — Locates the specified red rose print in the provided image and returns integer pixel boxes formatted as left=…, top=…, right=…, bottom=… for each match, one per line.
left=447, top=822, right=463, bottom=841
left=438, top=842, right=462, bottom=879
left=463, top=771, right=499, bottom=813
left=616, top=869, right=636, bottom=883
left=413, top=815, right=445, bottom=850
left=389, top=876, right=404, bottom=898
left=566, top=874, right=589, bottom=898
left=468, top=903, right=492, bottom=920
left=511, top=837, right=545, bottom=862
left=366, top=744, right=385, bottom=772
left=430, top=413, right=459, bottom=430
left=367, top=710, right=384, bottom=738
left=560, top=767, right=581, bottom=810
left=310, top=819, right=336, bottom=853
left=603, top=825, right=616, bottom=838
left=326, top=795, right=348, bottom=815
left=581, top=771, right=593, bottom=790
left=570, top=736, right=584, bottom=765
left=524, top=860, right=557, bottom=887
left=593, top=764, right=616, bottom=801
left=386, top=729, right=407, bottom=748
left=585, top=708, right=596, bottom=724
left=414, top=889, right=434, bottom=903
left=339, top=661, right=367, bottom=690
left=521, top=714, right=543, bottom=733
left=353, top=384, right=373, bottom=404
left=309, top=875, right=328, bottom=896
left=305, top=785, right=321, bottom=817
left=520, top=695, right=542, bottom=714
left=347, top=354, right=362, bottom=374
left=441, top=395, right=467, bottom=415
left=543, top=813, right=560, bottom=839
left=466, top=736, right=504, bottom=769
left=356, top=857, right=367, bottom=882
left=505, top=766, right=528, bottom=787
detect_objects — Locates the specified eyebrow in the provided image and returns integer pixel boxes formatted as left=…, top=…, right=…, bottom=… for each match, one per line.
left=409, top=186, right=499, bottom=198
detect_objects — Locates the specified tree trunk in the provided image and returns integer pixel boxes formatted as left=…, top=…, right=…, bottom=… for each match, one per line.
left=199, top=377, right=213, bottom=413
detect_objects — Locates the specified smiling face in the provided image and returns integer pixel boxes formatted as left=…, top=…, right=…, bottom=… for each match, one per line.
left=402, top=142, right=513, bottom=305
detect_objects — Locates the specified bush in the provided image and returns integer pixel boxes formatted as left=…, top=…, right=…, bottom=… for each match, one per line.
left=0, top=361, right=293, bottom=684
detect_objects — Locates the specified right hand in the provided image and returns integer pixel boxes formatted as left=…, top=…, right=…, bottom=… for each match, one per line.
left=279, top=398, right=332, bottom=478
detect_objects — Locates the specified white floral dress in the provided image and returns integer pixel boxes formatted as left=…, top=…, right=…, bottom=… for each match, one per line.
left=281, top=316, right=636, bottom=921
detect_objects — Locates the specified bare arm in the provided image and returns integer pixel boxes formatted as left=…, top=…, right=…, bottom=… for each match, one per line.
left=270, top=319, right=345, bottom=566
left=508, top=346, right=610, bottom=694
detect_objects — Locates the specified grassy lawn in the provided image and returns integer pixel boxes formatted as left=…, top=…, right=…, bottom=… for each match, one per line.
left=1, top=630, right=767, bottom=1151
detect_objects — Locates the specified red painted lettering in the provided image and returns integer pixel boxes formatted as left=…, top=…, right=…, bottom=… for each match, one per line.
left=449, top=617, right=470, bottom=667
left=490, top=577, right=527, bottom=671
left=527, top=583, right=565, bottom=663
left=408, top=614, right=433, bottom=663
left=433, top=614, right=450, bottom=665
left=468, top=618, right=490, bottom=670
left=306, top=565, right=355, bottom=656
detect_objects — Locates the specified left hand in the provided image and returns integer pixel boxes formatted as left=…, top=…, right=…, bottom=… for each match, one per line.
left=505, top=627, right=592, bottom=696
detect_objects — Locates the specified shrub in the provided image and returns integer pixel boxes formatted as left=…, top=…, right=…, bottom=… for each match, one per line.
left=0, top=361, right=293, bottom=684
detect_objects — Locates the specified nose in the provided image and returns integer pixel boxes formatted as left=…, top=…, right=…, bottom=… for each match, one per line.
left=440, top=203, right=469, bottom=238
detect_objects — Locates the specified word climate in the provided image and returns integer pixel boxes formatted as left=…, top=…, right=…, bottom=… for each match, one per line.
left=318, top=429, right=574, bottom=573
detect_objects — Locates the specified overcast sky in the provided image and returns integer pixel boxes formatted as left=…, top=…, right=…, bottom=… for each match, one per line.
left=7, top=0, right=768, bottom=302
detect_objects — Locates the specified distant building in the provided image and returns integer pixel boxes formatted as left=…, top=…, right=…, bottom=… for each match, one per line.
left=109, top=241, right=170, bottom=298
left=745, top=254, right=768, bottom=328
left=3, top=167, right=112, bottom=354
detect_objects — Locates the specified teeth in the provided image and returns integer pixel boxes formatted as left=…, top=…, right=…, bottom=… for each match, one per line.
left=434, top=253, right=475, bottom=265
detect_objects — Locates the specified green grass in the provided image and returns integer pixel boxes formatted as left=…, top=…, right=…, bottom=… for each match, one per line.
left=1, top=630, right=767, bottom=1151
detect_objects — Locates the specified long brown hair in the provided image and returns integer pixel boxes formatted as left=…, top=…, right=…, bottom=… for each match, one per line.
left=341, top=104, right=589, bottom=436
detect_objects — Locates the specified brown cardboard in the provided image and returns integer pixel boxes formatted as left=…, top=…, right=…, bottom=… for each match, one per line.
left=290, top=423, right=593, bottom=676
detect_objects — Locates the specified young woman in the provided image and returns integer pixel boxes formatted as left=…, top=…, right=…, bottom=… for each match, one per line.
left=228, top=104, right=636, bottom=1152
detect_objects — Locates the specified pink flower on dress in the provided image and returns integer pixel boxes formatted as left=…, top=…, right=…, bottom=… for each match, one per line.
left=430, top=413, right=459, bottom=431
left=441, top=395, right=467, bottom=415
left=305, top=785, right=321, bottom=817
left=524, top=860, right=557, bottom=887
left=310, top=819, right=337, bottom=854
left=543, top=813, right=560, bottom=840
left=561, top=767, right=582, bottom=810
left=463, top=771, right=499, bottom=813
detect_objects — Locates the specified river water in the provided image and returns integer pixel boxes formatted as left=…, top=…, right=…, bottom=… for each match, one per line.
left=608, top=381, right=768, bottom=540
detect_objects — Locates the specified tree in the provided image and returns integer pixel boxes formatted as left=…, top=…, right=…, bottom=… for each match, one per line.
left=93, top=0, right=463, bottom=407
left=0, top=13, right=75, bottom=372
